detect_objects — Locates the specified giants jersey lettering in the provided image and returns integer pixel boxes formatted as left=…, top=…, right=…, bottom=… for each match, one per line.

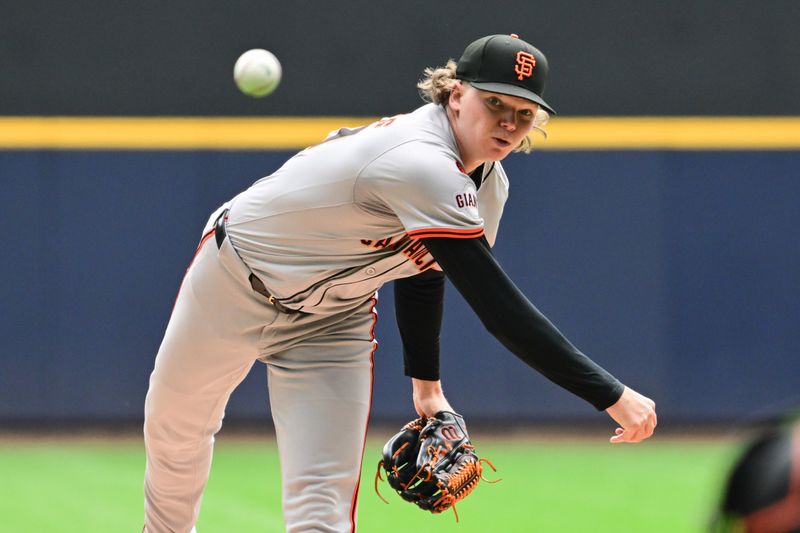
left=225, top=104, right=510, bottom=313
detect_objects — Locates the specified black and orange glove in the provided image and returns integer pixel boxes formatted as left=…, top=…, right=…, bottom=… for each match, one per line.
left=375, top=411, right=497, bottom=520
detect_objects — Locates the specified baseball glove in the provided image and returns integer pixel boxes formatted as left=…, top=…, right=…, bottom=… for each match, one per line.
left=375, top=411, right=497, bottom=520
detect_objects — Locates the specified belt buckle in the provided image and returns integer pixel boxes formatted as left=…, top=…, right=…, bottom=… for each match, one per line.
left=268, top=295, right=276, bottom=305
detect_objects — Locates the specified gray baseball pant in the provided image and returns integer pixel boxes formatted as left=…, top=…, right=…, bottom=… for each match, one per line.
left=144, top=209, right=376, bottom=532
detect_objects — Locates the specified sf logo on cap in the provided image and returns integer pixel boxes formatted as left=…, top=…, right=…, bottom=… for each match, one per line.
left=515, top=51, right=536, bottom=80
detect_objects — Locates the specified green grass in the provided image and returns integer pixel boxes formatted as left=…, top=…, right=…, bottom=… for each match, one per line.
left=0, top=433, right=737, bottom=532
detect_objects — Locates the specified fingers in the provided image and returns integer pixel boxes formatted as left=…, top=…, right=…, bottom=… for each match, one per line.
left=613, top=423, right=655, bottom=443
left=639, top=401, right=658, bottom=440
left=610, top=429, right=625, bottom=443
left=605, top=386, right=658, bottom=444
left=610, top=427, right=625, bottom=443
left=610, top=427, right=646, bottom=443
left=609, top=411, right=658, bottom=443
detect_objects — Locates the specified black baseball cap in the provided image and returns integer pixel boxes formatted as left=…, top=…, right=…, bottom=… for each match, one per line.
left=456, top=34, right=555, bottom=115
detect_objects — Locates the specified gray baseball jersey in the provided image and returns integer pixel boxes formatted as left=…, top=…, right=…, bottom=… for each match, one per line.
left=226, top=103, right=509, bottom=313
left=144, top=103, right=512, bottom=533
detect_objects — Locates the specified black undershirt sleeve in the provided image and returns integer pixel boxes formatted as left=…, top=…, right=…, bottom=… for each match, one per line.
left=420, top=235, right=625, bottom=411
left=391, top=163, right=481, bottom=382
left=394, top=268, right=445, bottom=381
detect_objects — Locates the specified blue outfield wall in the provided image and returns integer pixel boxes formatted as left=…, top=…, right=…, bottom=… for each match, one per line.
left=1, top=150, right=799, bottom=423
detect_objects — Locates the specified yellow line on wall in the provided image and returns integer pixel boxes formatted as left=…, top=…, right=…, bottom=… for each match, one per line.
left=545, top=117, right=800, bottom=149
left=0, top=116, right=799, bottom=150
left=0, top=117, right=363, bottom=150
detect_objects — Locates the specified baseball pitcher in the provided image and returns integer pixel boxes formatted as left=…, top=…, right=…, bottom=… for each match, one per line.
left=143, top=34, right=657, bottom=533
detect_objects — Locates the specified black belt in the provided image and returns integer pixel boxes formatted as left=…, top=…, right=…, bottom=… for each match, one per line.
left=214, top=209, right=297, bottom=313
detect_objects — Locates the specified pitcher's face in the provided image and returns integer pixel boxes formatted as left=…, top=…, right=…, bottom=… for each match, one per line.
left=448, top=82, right=539, bottom=172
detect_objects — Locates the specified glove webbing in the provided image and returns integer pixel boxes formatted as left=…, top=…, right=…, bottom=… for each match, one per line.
left=374, top=440, right=415, bottom=504
left=428, top=456, right=499, bottom=521
left=375, top=444, right=500, bottom=521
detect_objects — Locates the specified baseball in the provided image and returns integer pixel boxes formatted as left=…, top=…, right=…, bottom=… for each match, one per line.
left=233, top=49, right=282, bottom=98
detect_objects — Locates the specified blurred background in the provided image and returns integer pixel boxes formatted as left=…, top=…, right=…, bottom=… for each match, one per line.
left=2, top=1, right=800, bottom=530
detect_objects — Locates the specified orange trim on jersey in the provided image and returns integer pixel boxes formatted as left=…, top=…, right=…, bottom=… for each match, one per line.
left=169, top=228, right=216, bottom=316
left=349, top=294, right=378, bottom=532
left=198, top=227, right=215, bottom=249
left=407, top=227, right=484, bottom=239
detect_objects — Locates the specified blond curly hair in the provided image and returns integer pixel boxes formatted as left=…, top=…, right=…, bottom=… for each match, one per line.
left=417, top=60, right=549, bottom=153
